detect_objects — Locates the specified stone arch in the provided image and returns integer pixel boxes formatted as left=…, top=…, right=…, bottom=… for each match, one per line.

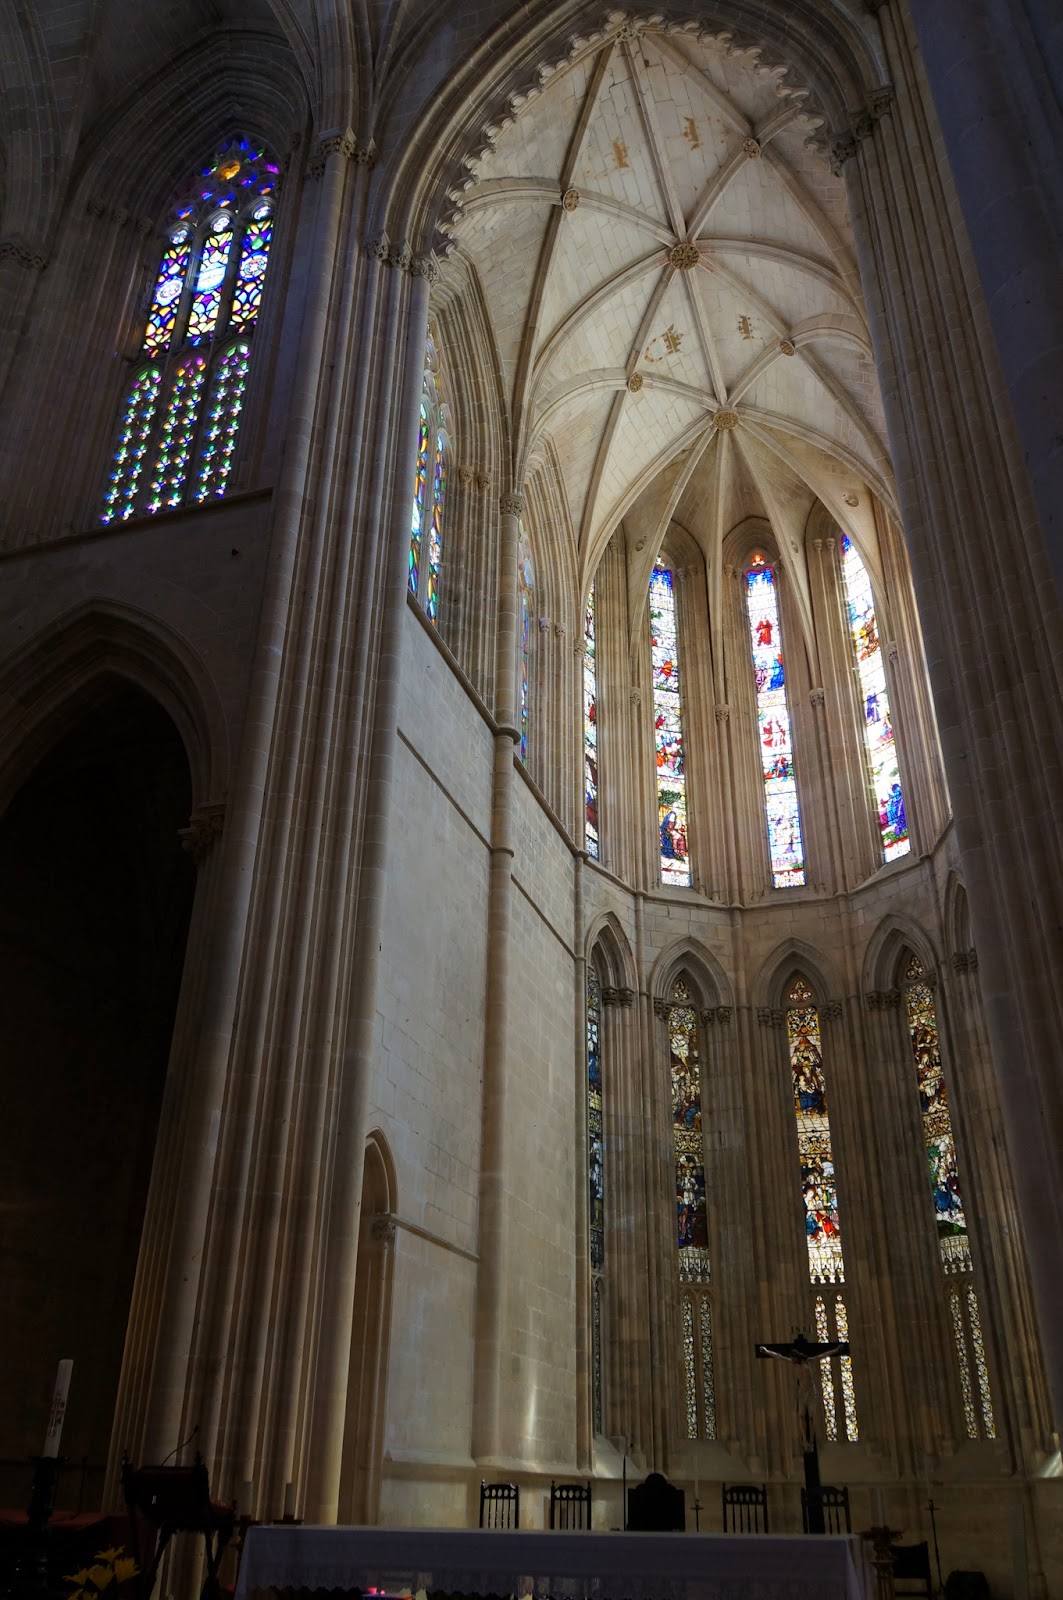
left=649, top=938, right=730, bottom=1010
left=585, top=911, right=635, bottom=993
left=755, top=937, right=840, bottom=1011
left=943, top=872, right=974, bottom=965
left=0, top=599, right=228, bottom=818
left=339, top=1130, right=397, bottom=1524
left=863, top=913, right=941, bottom=995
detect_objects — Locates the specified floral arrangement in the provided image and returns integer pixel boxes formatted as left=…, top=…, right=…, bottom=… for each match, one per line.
left=66, top=1546, right=139, bottom=1600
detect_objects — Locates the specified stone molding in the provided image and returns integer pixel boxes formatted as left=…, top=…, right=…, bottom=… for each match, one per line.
left=952, top=948, right=979, bottom=973
left=365, top=233, right=436, bottom=278
left=866, top=988, right=901, bottom=1010
left=179, top=802, right=225, bottom=864
left=809, top=687, right=826, bottom=708
left=309, top=129, right=359, bottom=177
left=602, top=986, right=635, bottom=1008
left=821, top=1001, right=843, bottom=1022
left=757, top=1006, right=784, bottom=1027
left=652, top=998, right=671, bottom=1020
left=715, top=704, right=731, bottom=724
left=700, top=1006, right=732, bottom=1027
left=0, top=236, right=48, bottom=270
left=829, top=85, right=895, bottom=175
left=499, top=493, right=524, bottom=517
left=370, top=1214, right=397, bottom=1246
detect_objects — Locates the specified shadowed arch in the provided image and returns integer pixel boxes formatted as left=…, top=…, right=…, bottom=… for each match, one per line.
left=863, top=913, right=940, bottom=995
left=649, top=938, right=731, bottom=1011
left=755, top=937, right=840, bottom=1011
left=0, top=600, right=228, bottom=817
left=585, top=912, right=636, bottom=994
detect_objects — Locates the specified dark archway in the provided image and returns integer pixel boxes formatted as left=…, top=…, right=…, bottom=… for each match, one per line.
left=0, top=680, right=196, bottom=1506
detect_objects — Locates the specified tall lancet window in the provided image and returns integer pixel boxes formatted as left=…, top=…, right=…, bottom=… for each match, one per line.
left=903, top=955, right=995, bottom=1438
left=587, top=969, right=604, bottom=1433
left=745, top=554, right=805, bottom=887
left=102, top=136, right=280, bottom=523
left=786, top=978, right=858, bottom=1441
left=584, top=588, right=599, bottom=859
left=666, top=979, right=715, bottom=1440
left=408, top=339, right=448, bottom=622
left=650, top=562, right=690, bottom=886
left=518, top=536, right=535, bottom=764
left=839, top=535, right=910, bottom=862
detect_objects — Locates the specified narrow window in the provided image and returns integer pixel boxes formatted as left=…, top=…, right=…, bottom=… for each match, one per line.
left=745, top=554, right=805, bottom=887
left=666, top=979, right=715, bottom=1439
left=650, top=562, right=690, bottom=886
left=584, top=587, right=599, bottom=859
left=839, top=535, right=910, bottom=861
left=786, top=977, right=858, bottom=1440
left=408, top=340, right=448, bottom=623
left=518, top=536, right=535, bottom=764
left=102, top=138, right=280, bottom=523
left=588, top=969, right=604, bottom=1434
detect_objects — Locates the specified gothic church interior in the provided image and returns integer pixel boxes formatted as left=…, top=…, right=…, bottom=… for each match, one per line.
left=1, top=0, right=1061, bottom=1596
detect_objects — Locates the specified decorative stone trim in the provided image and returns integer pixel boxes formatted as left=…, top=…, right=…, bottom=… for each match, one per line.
left=778, top=339, right=795, bottom=356
left=886, top=640, right=900, bottom=664
left=627, top=373, right=644, bottom=393
left=653, top=998, right=672, bottom=1020
left=364, top=233, right=421, bottom=271
left=0, top=236, right=48, bottom=270
left=700, top=1006, right=733, bottom=1027
left=179, top=803, right=225, bottom=864
left=562, top=187, right=580, bottom=211
left=669, top=242, right=700, bottom=271
left=715, top=704, right=731, bottom=724
left=370, top=1214, right=397, bottom=1246
left=630, top=687, right=642, bottom=708
left=952, top=948, right=979, bottom=973
left=602, top=986, right=636, bottom=1008
left=829, top=86, right=895, bottom=175
left=476, top=472, right=492, bottom=492
left=309, top=129, right=357, bottom=177
left=713, top=409, right=740, bottom=430
left=86, top=199, right=151, bottom=234
left=757, top=1006, right=784, bottom=1027
left=742, top=138, right=762, bottom=159
left=809, top=687, right=825, bottom=708
left=499, top=493, right=524, bottom=517
left=538, top=616, right=551, bottom=634
left=866, top=989, right=901, bottom=1010
left=458, top=466, right=474, bottom=488
left=411, top=252, right=440, bottom=283
left=554, top=623, right=566, bottom=640
left=821, top=1001, right=843, bottom=1022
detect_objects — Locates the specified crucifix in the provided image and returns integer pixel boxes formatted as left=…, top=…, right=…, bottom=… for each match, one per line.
left=755, top=1331, right=849, bottom=1533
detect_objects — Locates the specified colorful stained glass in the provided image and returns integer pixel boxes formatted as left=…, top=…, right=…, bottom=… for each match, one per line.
left=682, top=1295, right=698, bottom=1439
left=787, top=978, right=845, bottom=1284
left=170, top=137, right=280, bottom=222
left=193, top=341, right=250, bottom=501
left=950, top=1285, right=977, bottom=1438
left=699, top=1294, right=717, bottom=1440
left=746, top=558, right=805, bottom=887
left=593, top=1276, right=603, bottom=1435
left=185, top=214, right=233, bottom=343
left=230, top=204, right=273, bottom=329
left=651, top=563, right=690, bottom=886
left=409, top=403, right=430, bottom=597
left=584, top=588, right=599, bottom=859
left=588, top=971, right=604, bottom=1271
left=426, top=432, right=446, bottom=623
left=815, top=1296, right=839, bottom=1442
left=146, top=353, right=208, bottom=511
left=839, top=535, right=910, bottom=862
left=101, top=367, right=163, bottom=522
left=968, top=1284, right=995, bottom=1437
left=143, top=230, right=192, bottom=353
left=903, top=956, right=971, bottom=1273
left=519, top=540, right=534, bottom=763
left=835, top=1296, right=858, bottom=1441
left=670, top=981, right=709, bottom=1283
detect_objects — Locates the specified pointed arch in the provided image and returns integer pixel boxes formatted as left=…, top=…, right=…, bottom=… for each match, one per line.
left=0, top=600, right=228, bottom=817
left=862, top=913, right=940, bottom=995
left=754, top=938, right=840, bottom=1013
left=649, top=939, right=730, bottom=1011
left=585, top=913, right=635, bottom=994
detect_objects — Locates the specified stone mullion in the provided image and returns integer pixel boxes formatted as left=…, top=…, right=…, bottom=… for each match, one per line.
left=699, top=1006, right=748, bottom=1448
left=748, top=1006, right=805, bottom=1477
left=675, top=564, right=715, bottom=897
left=846, top=10, right=1063, bottom=1416
left=874, top=503, right=949, bottom=851
left=940, top=959, right=1053, bottom=1463
left=573, top=882, right=592, bottom=1470
left=602, top=985, right=647, bottom=1458
left=723, top=563, right=773, bottom=903
left=650, top=997, right=687, bottom=1468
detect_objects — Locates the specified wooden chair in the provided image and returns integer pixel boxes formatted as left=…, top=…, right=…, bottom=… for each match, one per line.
left=479, top=1480, right=519, bottom=1529
left=122, top=1455, right=235, bottom=1600
left=721, top=1484, right=769, bottom=1534
left=891, top=1542, right=933, bottom=1598
left=801, top=1484, right=851, bottom=1535
left=549, top=1481, right=591, bottom=1530
left=627, top=1472, right=685, bottom=1532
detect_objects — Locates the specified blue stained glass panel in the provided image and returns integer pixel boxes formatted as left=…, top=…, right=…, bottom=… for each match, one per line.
left=651, top=562, right=689, bottom=885
left=230, top=206, right=273, bottom=329
left=186, top=216, right=233, bottom=344
left=426, top=432, right=445, bottom=623
left=746, top=559, right=806, bottom=887
left=143, top=231, right=192, bottom=353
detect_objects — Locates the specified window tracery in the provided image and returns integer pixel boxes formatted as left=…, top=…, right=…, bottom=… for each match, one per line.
left=839, top=535, right=910, bottom=862
left=101, top=137, right=280, bottom=524
left=665, top=978, right=716, bottom=1439
left=408, top=338, right=448, bottom=623
left=650, top=562, right=690, bottom=886
left=745, top=554, right=805, bottom=887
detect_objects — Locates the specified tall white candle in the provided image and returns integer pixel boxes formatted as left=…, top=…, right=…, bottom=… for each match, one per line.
left=42, top=1360, right=73, bottom=1459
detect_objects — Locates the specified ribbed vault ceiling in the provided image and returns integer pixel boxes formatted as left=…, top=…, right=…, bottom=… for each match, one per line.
left=445, top=19, right=895, bottom=607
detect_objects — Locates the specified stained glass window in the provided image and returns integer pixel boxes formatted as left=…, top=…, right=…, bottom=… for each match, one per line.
left=787, top=978, right=845, bottom=1285
left=408, top=342, right=448, bottom=624
left=651, top=563, right=690, bottom=886
left=584, top=588, right=599, bottom=859
left=669, top=980, right=709, bottom=1284
left=745, top=557, right=805, bottom=887
left=699, top=1294, right=717, bottom=1440
left=101, top=136, right=279, bottom=525
left=815, top=1296, right=839, bottom=1442
left=839, top=535, right=910, bottom=862
left=950, top=1285, right=977, bottom=1438
left=588, top=971, right=604, bottom=1271
left=681, top=1291, right=718, bottom=1441
left=815, top=1291, right=858, bottom=1442
left=519, top=538, right=535, bottom=763
left=682, top=1296, right=698, bottom=1439
left=592, top=1276, right=603, bottom=1435
left=903, top=957, right=971, bottom=1274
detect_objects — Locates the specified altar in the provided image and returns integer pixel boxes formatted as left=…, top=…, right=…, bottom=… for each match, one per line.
left=235, top=1524, right=871, bottom=1600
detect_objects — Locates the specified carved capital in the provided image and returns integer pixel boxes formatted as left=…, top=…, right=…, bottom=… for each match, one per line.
left=499, top=493, right=524, bottom=517
left=821, top=1001, right=843, bottom=1022
left=371, top=1214, right=397, bottom=1246
left=366, top=233, right=391, bottom=263
left=411, top=252, right=440, bottom=283
left=179, top=803, right=225, bottom=864
left=602, top=985, right=635, bottom=1008
left=0, top=235, right=48, bottom=270
left=829, top=132, right=859, bottom=176
left=310, top=128, right=357, bottom=177
left=830, top=85, right=895, bottom=174
left=653, top=998, right=671, bottom=1020
left=388, top=238, right=413, bottom=271
left=757, top=1006, right=784, bottom=1028
left=353, top=141, right=378, bottom=167
left=458, top=465, right=474, bottom=489
left=866, top=988, right=901, bottom=1011
left=715, top=704, right=731, bottom=724
left=714, top=1006, right=733, bottom=1026
left=809, top=687, right=825, bottom=709
left=700, top=1005, right=732, bottom=1027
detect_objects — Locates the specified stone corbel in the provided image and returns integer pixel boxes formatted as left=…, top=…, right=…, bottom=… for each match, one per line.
left=652, top=998, right=672, bottom=1020
left=370, top=1214, right=397, bottom=1246
left=757, top=1007, right=784, bottom=1027
left=866, top=989, right=901, bottom=1010
left=951, top=948, right=979, bottom=973
left=602, top=986, right=635, bottom=1008
left=829, top=86, right=894, bottom=175
left=809, top=687, right=826, bottom=709
left=820, top=1001, right=843, bottom=1022
left=715, top=704, right=731, bottom=724
left=179, top=803, right=225, bottom=864
left=0, top=236, right=48, bottom=271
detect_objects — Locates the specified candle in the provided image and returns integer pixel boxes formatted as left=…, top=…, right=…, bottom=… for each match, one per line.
left=283, top=1481, right=295, bottom=1519
left=42, top=1360, right=73, bottom=1459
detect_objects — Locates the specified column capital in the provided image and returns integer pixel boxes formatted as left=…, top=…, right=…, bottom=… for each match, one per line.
left=809, top=687, right=826, bottom=709
left=757, top=1006, right=784, bottom=1028
left=866, top=988, right=901, bottom=1011
left=499, top=493, right=524, bottom=517
left=179, top=802, right=225, bottom=865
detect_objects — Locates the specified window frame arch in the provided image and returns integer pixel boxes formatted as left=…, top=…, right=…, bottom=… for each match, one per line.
left=101, top=135, right=282, bottom=525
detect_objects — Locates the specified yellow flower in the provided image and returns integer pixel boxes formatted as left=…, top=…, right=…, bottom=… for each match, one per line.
left=65, top=1572, right=90, bottom=1587
left=114, top=1559, right=139, bottom=1584
left=86, top=1564, right=113, bottom=1590
left=95, top=1550, right=125, bottom=1565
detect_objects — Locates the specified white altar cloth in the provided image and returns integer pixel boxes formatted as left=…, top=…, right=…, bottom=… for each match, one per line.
left=236, top=1525, right=870, bottom=1600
